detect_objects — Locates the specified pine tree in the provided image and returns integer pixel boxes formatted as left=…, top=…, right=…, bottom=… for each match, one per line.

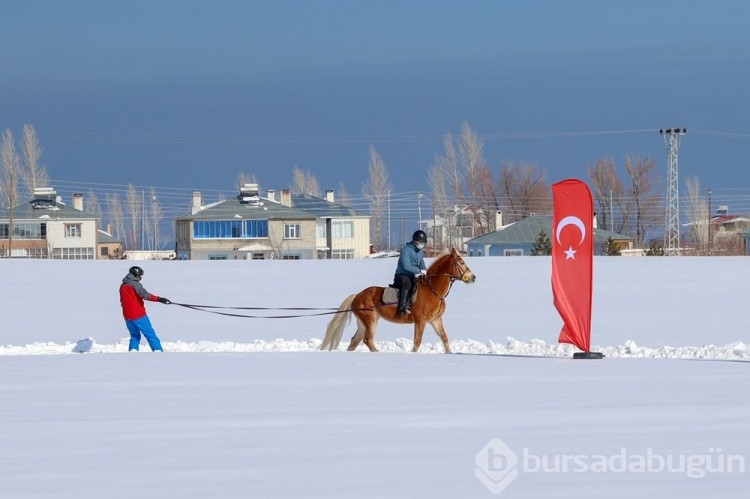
left=603, top=237, right=621, bottom=256
left=531, top=230, right=552, bottom=256
left=645, top=239, right=665, bottom=256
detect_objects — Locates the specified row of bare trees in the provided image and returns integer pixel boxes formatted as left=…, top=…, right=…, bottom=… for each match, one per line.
left=1, top=125, right=50, bottom=255
left=6, top=121, right=722, bottom=255
left=275, top=120, right=670, bottom=252
left=1, top=125, right=50, bottom=208
left=1, top=124, right=166, bottom=256
left=83, top=185, right=166, bottom=252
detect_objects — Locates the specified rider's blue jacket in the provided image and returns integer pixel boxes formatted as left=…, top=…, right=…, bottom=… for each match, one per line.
left=395, top=241, right=426, bottom=277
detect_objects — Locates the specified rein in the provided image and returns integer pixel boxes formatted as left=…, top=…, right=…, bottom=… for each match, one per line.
left=171, top=255, right=469, bottom=320
left=171, top=302, right=387, bottom=319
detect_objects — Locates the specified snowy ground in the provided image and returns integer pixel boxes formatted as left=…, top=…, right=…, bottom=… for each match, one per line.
left=1, top=257, right=749, bottom=497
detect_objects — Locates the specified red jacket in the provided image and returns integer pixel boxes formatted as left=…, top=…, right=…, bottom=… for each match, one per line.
left=120, top=275, right=159, bottom=320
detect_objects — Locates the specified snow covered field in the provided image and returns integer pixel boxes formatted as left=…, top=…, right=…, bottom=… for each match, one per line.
left=1, top=256, right=748, bottom=497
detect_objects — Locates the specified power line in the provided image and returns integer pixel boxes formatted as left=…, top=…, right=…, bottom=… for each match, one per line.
left=37, top=128, right=663, bottom=146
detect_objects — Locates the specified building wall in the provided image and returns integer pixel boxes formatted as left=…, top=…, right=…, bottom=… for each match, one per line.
left=176, top=219, right=318, bottom=260
left=97, top=242, right=123, bottom=259
left=315, top=217, right=371, bottom=259
left=46, top=219, right=97, bottom=249
left=1, top=218, right=98, bottom=259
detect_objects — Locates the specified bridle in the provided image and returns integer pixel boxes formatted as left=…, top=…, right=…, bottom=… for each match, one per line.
left=418, top=255, right=471, bottom=300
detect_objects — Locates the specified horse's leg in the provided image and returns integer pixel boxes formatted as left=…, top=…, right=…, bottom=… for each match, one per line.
left=362, top=314, right=380, bottom=352
left=411, top=321, right=428, bottom=353
left=347, top=317, right=366, bottom=351
left=430, top=317, right=452, bottom=354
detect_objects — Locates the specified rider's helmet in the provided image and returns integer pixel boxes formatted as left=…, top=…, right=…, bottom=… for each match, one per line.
left=412, top=230, right=427, bottom=244
left=129, top=266, right=144, bottom=279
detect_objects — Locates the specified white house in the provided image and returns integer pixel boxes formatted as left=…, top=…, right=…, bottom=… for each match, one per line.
left=0, top=188, right=99, bottom=259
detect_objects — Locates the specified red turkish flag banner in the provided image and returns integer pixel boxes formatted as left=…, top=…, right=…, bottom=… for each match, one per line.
left=551, top=179, right=594, bottom=352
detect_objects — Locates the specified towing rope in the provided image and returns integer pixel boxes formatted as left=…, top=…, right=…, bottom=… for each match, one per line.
left=171, top=302, right=386, bottom=319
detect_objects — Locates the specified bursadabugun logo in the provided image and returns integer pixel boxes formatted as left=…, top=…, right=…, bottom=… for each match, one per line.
left=475, top=438, right=746, bottom=494
left=474, top=438, right=519, bottom=494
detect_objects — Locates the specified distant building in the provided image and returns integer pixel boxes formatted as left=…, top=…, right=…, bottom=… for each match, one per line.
left=290, top=190, right=371, bottom=259
left=0, top=188, right=105, bottom=259
left=174, top=184, right=317, bottom=260
left=465, top=214, right=634, bottom=256
left=97, top=229, right=124, bottom=259
left=709, top=208, right=750, bottom=255
left=174, top=185, right=372, bottom=260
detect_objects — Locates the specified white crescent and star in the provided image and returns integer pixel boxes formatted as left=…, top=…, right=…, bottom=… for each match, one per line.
left=555, top=216, right=586, bottom=260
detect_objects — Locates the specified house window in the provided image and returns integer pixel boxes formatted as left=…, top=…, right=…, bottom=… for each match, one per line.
left=282, top=254, right=301, bottom=260
left=100, top=247, right=109, bottom=256
left=193, top=220, right=268, bottom=239
left=504, top=249, right=523, bottom=256
left=0, top=222, right=46, bottom=239
left=51, top=247, right=94, bottom=260
left=331, top=249, right=354, bottom=259
left=251, top=253, right=265, bottom=260
left=332, top=221, right=353, bottom=238
left=316, top=221, right=326, bottom=238
left=208, top=254, right=228, bottom=260
left=244, top=220, right=269, bottom=238
left=65, top=224, right=82, bottom=238
left=284, top=224, right=301, bottom=239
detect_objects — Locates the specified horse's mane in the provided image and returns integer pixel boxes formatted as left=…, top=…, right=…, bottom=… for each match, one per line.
left=427, top=250, right=454, bottom=272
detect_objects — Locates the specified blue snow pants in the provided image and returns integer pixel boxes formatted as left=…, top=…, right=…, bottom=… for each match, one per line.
left=125, top=315, right=163, bottom=352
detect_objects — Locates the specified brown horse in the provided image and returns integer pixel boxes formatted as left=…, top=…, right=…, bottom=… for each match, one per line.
left=320, top=248, right=476, bottom=353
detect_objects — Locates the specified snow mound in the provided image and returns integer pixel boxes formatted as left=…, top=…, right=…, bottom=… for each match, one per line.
left=0, top=337, right=748, bottom=361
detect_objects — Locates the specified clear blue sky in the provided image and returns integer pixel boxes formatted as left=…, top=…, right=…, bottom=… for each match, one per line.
left=2, top=0, right=749, bottom=214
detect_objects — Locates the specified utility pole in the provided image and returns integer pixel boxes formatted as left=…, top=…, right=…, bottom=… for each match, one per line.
left=659, top=128, right=686, bottom=255
left=432, top=192, right=437, bottom=254
left=152, top=195, right=158, bottom=252
left=707, top=187, right=712, bottom=254
left=417, top=192, right=423, bottom=232
left=141, top=190, right=145, bottom=251
left=387, top=190, right=391, bottom=250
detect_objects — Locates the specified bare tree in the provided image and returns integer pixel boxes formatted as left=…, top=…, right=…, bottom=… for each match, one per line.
left=336, top=181, right=351, bottom=207
left=684, top=175, right=708, bottom=253
left=106, top=192, right=126, bottom=244
left=473, top=162, right=499, bottom=233
left=456, top=121, right=500, bottom=234
left=291, top=166, right=320, bottom=196
left=624, top=154, right=660, bottom=248
left=145, top=188, right=165, bottom=252
left=499, top=161, right=550, bottom=223
left=19, top=124, right=49, bottom=199
left=1, top=128, right=21, bottom=256
left=236, top=172, right=258, bottom=189
left=85, top=190, right=102, bottom=223
left=458, top=121, right=487, bottom=203
left=125, top=184, right=141, bottom=251
left=588, top=157, right=625, bottom=232
left=427, top=158, right=448, bottom=249
left=440, top=133, right=462, bottom=203
left=362, top=146, right=393, bottom=251
left=428, top=132, right=464, bottom=248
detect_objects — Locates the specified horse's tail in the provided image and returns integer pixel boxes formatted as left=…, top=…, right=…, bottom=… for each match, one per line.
left=319, top=294, right=356, bottom=351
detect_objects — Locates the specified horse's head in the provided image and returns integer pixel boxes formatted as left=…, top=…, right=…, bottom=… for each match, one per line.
left=448, top=248, right=476, bottom=284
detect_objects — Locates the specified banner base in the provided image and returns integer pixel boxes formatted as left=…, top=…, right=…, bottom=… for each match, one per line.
left=573, top=352, right=604, bottom=360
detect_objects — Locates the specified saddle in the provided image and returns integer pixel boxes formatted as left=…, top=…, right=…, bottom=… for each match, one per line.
left=382, top=284, right=418, bottom=306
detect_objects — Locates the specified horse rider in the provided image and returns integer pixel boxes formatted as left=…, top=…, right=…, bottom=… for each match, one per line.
left=394, top=230, right=428, bottom=316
